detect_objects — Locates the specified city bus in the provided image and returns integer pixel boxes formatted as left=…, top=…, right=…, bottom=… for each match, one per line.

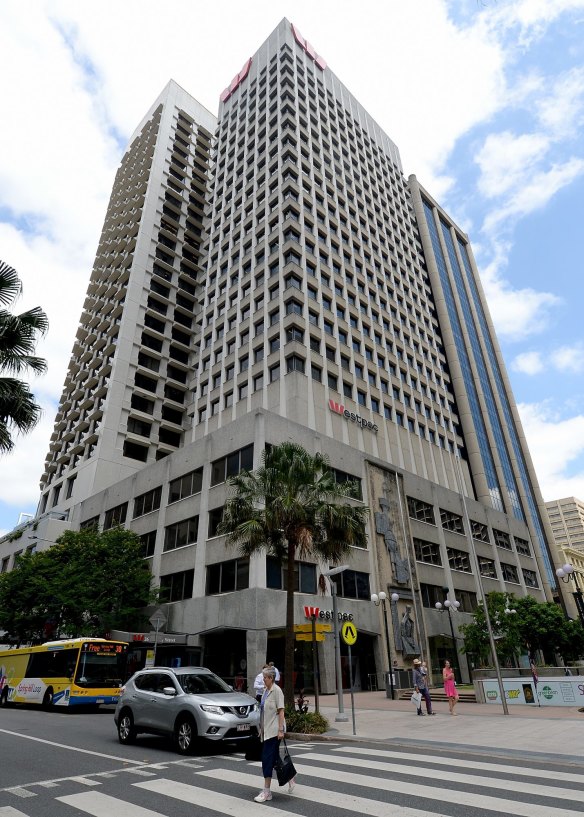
left=0, top=638, right=128, bottom=708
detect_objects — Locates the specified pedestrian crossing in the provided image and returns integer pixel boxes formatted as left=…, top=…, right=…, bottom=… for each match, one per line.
left=1, top=742, right=583, bottom=817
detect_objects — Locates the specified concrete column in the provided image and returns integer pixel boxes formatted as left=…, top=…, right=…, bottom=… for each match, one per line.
left=319, top=636, right=338, bottom=694
left=246, top=629, right=268, bottom=692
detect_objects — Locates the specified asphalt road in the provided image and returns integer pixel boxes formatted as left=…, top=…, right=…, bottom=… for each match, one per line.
left=1, top=704, right=583, bottom=817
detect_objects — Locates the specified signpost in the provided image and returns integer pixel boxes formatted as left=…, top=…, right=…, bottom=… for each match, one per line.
left=341, top=621, right=358, bottom=735
left=149, top=608, right=167, bottom=665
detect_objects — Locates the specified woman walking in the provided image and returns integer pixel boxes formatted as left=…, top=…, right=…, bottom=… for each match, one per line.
left=254, top=666, right=296, bottom=802
left=443, top=660, right=458, bottom=715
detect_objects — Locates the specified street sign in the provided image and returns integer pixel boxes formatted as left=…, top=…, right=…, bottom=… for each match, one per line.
left=341, top=621, right=357, bottom=645
left=149, top=608, right=167, bottom=631
left=296, top=633, right=326, bottom=642
left=294, top=623, right=332, bottom=633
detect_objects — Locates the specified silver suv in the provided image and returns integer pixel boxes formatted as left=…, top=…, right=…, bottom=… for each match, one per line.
left=114, top=666, right=259, bottom=754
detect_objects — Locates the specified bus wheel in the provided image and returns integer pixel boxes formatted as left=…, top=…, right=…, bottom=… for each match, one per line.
left=0, top=689, right=9, bottom=707
left=117, top=710, right=136, bottom=745
left=42, top=688, right=54, bottom=708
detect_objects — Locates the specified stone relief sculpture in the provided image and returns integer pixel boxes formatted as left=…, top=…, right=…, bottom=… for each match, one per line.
left=375, top=497, right=410, bottom=584
left=399, top=604, right=421, bottom=657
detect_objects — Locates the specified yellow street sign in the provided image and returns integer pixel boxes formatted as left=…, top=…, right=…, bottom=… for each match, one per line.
left=341, top=621, right=358, bottom=645
left=295, top=633, right=326, bottom=642
left=294, top=623, right=333, bottom=633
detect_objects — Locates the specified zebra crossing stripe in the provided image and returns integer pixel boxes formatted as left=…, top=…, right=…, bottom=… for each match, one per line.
left=56, top=791, right=167, bottom=817
left=335, top=746, right=584, bottom=785
left=198, top=768, right=452, bottom=817
left=134, top=778, right=300, bottom=816
left=289, top=759, right=584, bottom=817
left=0, top=808, right=31, bottom=816
left=292, top=751, right=581, bottom=803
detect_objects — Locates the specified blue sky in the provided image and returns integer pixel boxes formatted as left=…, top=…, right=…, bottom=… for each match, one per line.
left=0, top=0, right=583, bottom=534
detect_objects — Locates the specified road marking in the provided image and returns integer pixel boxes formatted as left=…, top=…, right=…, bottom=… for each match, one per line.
left=135, top=778, right=300, bottom=815
left=3, top=790, right=34, bottom=799
left=0, top=729, right=143, bottom=765
left=289, top=759, right=584, bottom=817
left=0, top=809, right=31, bottom=816
left=336, top=746, right=584, bottom=784
left=70, top=777, right=101, bottom=787
left=293, top=751, right=583, bottom=801
left=199, top=768, right=452, bottom=817
left=57, top=791, right=167, bottom=817
left=123, top=769, right=157, bottom=777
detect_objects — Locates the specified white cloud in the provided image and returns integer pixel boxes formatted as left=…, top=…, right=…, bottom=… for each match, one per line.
left=518, top=401, right=584, bottom=501
left=550, top=344, right=584, bottom=373
left=479, top=243, right=561, bottom=340
left=482, top=157, right=584, bottom=236
left=536, top=66, right=584, bottom=136
left=476, top=132, right=551, bottom=199
left=512, top=351, right=544, bottom=375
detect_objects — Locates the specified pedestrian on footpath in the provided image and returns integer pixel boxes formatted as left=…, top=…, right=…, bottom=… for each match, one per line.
left=413, top=658, right=435, bottom=715
left=253, top=664, right=269, bottom=702
left=254, top=666, right=296, bottom=802
left=443, top=660, right=458, bottom=715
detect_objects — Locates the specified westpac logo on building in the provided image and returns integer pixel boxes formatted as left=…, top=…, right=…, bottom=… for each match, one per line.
left=328, top=399, right=378, bottom=433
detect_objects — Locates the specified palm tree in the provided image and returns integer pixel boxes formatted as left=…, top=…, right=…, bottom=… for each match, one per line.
left=0, top=260, right=48, bottom=453
left=219, top=441, right=368, bottom=707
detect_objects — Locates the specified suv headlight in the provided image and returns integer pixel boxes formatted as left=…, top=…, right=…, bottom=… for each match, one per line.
left=200, top=704, right=223, bottom=715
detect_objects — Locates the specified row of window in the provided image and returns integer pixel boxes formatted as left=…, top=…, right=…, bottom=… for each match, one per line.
left=407, top=497, right=532, bottom=556
left=159, top=557, right=370, bottom=602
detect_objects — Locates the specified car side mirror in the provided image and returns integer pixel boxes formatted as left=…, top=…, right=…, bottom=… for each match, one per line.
left=163, top=686, right=177, bottom=696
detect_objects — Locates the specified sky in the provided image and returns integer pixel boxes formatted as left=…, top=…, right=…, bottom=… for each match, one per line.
left=0, top=0, right=583, bottom=535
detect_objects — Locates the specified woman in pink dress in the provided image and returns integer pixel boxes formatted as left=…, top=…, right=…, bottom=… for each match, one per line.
left=443, top=660, right=458, bottom=715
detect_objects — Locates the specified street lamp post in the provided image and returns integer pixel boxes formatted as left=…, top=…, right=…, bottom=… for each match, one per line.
left=371, top=591, right=399, bottom=699
left=323, top=565, right=349, bottom=723
left=556, top=563, right=584, bottom=627
left=435, top=593, right=461, bottom=683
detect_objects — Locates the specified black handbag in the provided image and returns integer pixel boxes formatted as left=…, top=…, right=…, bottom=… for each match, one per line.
left=275, top=738, right=297, bottom=786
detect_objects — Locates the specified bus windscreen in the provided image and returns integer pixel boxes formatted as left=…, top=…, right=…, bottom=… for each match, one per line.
left=74, top=642, right=127, bottom=689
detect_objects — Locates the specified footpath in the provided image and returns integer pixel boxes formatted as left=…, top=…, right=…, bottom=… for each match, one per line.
left=290, top=690, right=584, bottom=767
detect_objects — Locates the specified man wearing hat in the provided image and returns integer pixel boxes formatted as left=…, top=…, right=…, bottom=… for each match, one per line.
left=413, top=658, right=435, bottom=715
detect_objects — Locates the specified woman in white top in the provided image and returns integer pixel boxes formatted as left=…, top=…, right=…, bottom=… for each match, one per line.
left=253, top=667, right=295, bottom=802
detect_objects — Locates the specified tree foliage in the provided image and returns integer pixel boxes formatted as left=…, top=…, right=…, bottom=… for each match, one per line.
left=0, top=528, right=155, bottom=644
left=459, top=591, right=584, bottom=666
left=219, top=442, right=369, bottom=706
left=0, top=260, right=48, bottom=453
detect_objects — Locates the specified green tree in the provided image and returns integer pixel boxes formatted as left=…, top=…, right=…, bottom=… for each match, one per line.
left=219, top=442, right=368, bottom=706
left=460, top=591, right=584, bottom=666
left=0, top=260, right=49, bottom=453
left=0, top=528, right=155, bottom=644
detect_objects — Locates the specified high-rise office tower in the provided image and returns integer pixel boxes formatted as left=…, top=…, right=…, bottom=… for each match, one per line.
left=545, top=497, right=584, bottom=553
left=2, top=19, right=563, bottom=689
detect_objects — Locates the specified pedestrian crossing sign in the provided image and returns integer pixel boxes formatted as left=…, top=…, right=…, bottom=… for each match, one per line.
left=341, top=621, right=357, bottom=645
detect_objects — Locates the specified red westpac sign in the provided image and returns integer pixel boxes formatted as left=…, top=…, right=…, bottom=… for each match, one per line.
left=291, top=24, right=327, bottom=71
left=220, top=57, right=252, bottom=103
left=328, top=399, right=379, bottom=433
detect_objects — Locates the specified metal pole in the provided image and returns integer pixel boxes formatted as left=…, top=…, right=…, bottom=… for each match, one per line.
left=453, top=454, right=509, bottom=715
left=447, top=608, right=460, bottom=684
left=153, top=617, right=160, bottom=666
left=331, top=580, right=348, bottom=722
left=347, top=643, right=356, bottom=735
left=311, top=614, right=319, bottom=714
left=381, top=598, right=395, bottom=700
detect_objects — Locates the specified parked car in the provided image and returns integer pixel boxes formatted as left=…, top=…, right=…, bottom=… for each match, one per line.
left=114, top=666, right=259, bottom=754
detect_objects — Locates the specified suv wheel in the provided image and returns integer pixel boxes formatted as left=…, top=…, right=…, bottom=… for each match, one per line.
left=174, top=714, right=197, bottom=755
left=117, top=710, right=137, bottom=745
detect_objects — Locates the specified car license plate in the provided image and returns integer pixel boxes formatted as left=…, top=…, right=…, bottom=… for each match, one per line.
left=237, top=724, right=250, bottom=731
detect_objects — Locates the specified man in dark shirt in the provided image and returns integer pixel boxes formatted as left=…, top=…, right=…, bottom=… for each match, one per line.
left=413, top=658, right=435, bottom=715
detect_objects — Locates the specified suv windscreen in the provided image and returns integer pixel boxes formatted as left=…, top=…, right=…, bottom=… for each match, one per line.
left=178, top=672, right=232, bottom=694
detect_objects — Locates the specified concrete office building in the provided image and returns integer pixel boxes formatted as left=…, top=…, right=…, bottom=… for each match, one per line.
left=545, top=497, right=584, bottom=553
left=1, top=20, right=563, bottom=691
